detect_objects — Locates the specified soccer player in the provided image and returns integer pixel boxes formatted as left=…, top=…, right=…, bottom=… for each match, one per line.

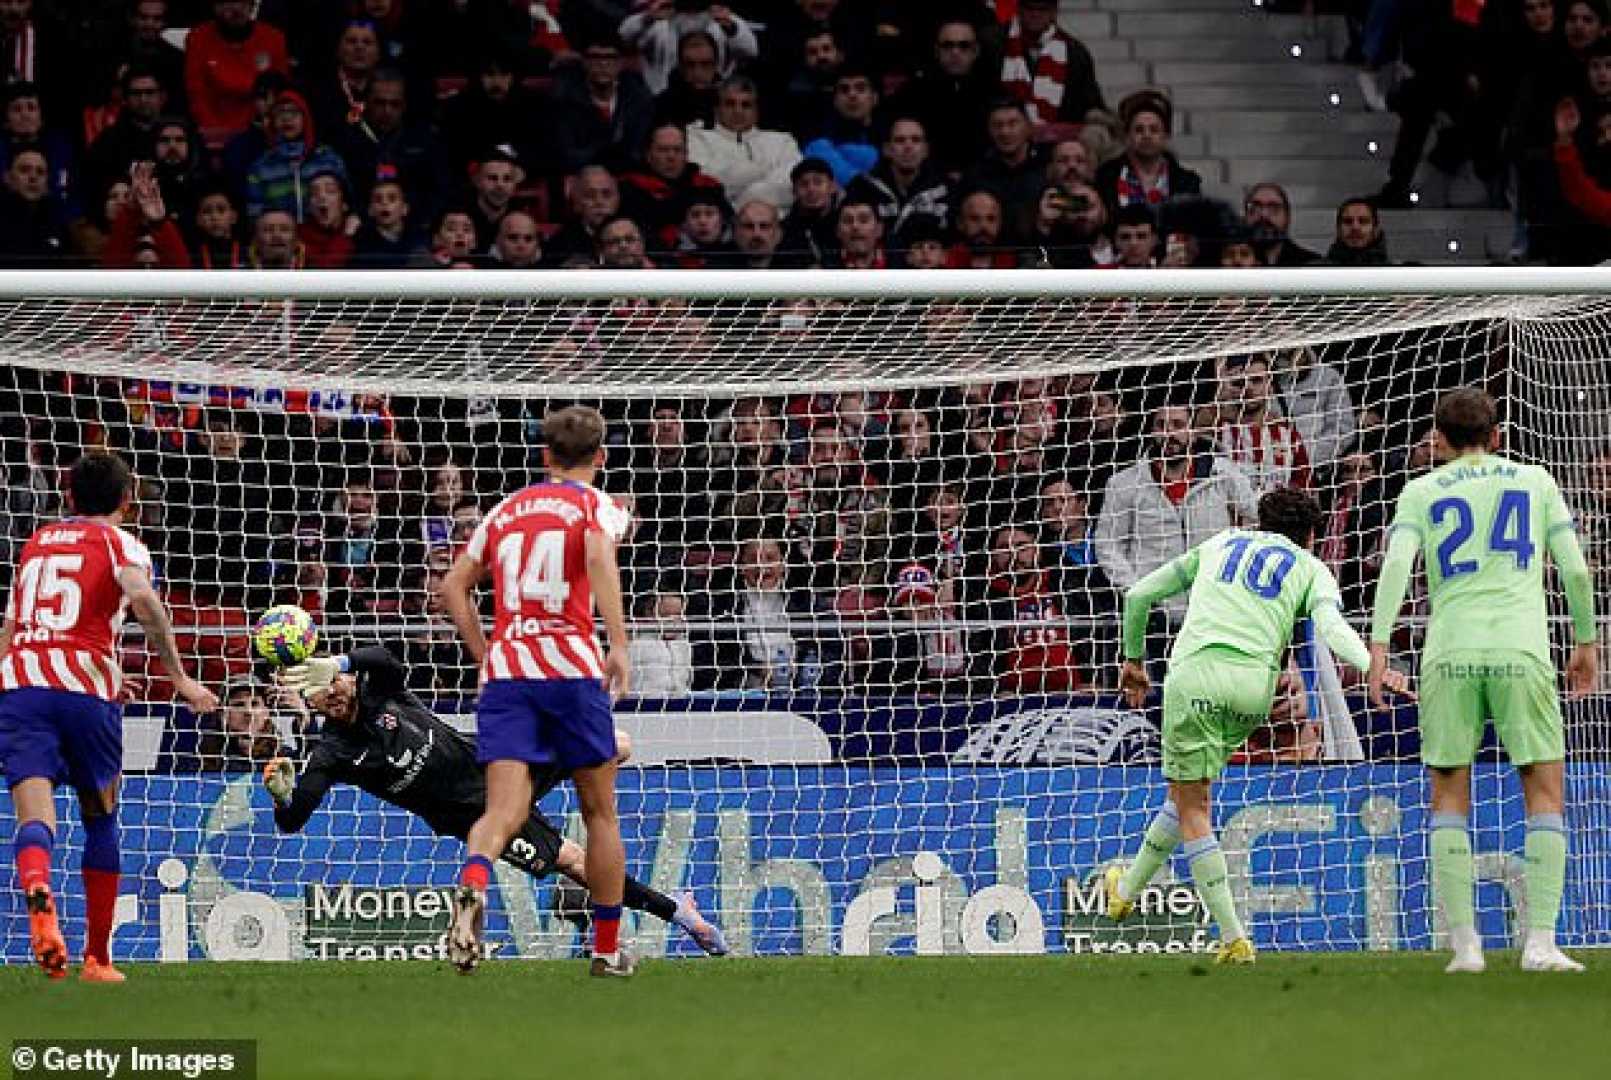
left=440, top=405, right=636, bottom=976
left=1104, top=487, right=1409, bottom=963
left=1368, top=387, right=1597, bottom=974
left=0, top=452, right=219, bottom=981
left=262, top=645, right=727, bottom=954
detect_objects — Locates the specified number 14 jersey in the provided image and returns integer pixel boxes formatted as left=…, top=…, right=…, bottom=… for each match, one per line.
left=2, top=520, right=152, bottom=700
left=464, top=481, right=631, bottom=684
left=1384, top=453, right=1571, bottom=664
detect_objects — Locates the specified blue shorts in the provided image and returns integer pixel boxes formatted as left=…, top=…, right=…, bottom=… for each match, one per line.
left=476, top=678, right=616, bottom=771
left=0, top=687, right=124, bottom=793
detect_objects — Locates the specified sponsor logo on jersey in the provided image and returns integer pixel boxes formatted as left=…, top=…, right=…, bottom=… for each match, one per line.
left=386, top=729, right=433, bottom=795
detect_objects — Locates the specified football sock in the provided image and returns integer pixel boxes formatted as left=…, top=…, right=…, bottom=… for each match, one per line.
left=82, top=815, right=121, bottom=964
left=13, top=819, right=52, bottom=893
left=623, top=875, right=677, bottom=923
left=1523, top=813, right=1567, bottom=939
left=593, top=904, right=622, bottom=958
left=1184, top=835, right=1246, bottom=944
left=1119, top=801, right=1181, bottom=901
left=459, top=854, right=493, bottom=893
left=1430, top=812, right=1475, bottom=934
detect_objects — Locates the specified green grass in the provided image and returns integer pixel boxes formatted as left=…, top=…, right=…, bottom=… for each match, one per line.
left=3, top=954, right=1608, bottom=1080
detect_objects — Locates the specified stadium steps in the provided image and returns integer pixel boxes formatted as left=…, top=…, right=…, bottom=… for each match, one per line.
left=1060, top=0, right=1501, bottom=262
left=1134, top=36, right=1332, bottom=62
left=1292, top=208, right=1517, bottom=264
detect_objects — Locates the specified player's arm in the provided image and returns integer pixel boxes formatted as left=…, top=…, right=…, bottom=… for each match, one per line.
left=1117, top=547, right=1200, bottom=705
left=1545, top=477, right=1599, bottom=697
left=586, top=528, right=631, bottom=698
left=117, top=565, right=219, bottom=715
left=441, top=553, right=489, bottom=665
left=264, top=747, right=337, bottom=834
left=1366, top=494, right=1424, bottom=706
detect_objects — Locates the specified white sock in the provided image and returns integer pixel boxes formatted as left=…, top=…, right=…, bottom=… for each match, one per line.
left=1449, top=926, right=1483, bottom=955
left=1525, top=928, right=1557, bottom=953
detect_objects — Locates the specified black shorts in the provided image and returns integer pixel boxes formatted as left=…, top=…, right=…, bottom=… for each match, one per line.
left=426, top=806, right=565, bottom=879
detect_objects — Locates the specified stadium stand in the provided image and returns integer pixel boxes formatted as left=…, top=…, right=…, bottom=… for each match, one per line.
left=0, top=0, right=1608, bottom=756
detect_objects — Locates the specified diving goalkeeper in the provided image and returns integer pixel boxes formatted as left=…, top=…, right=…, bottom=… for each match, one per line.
left=261, top=645, right=727, bottom=955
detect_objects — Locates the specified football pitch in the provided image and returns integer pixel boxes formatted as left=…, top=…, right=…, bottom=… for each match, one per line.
left=3, top=955, right=1607, bottom=1080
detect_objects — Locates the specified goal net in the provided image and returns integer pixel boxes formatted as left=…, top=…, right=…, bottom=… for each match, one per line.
left=0, top=268, right=1606, bottom=962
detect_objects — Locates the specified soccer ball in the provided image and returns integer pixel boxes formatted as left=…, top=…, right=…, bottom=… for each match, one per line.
left=253, top=605, right=319, bottom=666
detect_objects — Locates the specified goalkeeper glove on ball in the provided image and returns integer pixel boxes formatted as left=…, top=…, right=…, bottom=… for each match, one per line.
left=281, top=656, right=341, bottom=694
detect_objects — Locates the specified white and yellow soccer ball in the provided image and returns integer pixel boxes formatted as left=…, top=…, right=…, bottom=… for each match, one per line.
left=252, top=604, right=319, bottom=667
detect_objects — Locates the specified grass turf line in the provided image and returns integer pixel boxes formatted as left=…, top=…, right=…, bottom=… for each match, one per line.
left=2, top=953, right=1606, bottom=1080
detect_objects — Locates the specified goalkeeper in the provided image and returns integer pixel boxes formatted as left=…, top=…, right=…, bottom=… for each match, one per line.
left=261, top=645, right=727, bottom=956
left=1103, top=488, right=1412, bottom=964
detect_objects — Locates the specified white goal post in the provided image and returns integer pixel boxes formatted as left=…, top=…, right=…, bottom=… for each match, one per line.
left=0, top=267, right=1606, bottom=962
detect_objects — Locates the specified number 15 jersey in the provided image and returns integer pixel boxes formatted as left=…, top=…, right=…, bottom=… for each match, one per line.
left=464, top=481, right=631, bottom=684
left=2, top=520, right=152, bottom=700
left=1384, top=453, right=1571, bottom=664
left=1167, top=529, right=1342, bottom=672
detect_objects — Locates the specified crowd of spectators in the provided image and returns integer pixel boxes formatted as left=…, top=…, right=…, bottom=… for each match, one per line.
left=1355, top=0, right=1611, bottom=261
left=3, top=0, right=1602, bottom=268
left=0, top=0, right=1605, bottom=769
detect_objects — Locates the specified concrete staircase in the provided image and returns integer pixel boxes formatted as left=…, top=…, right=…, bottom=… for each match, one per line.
left=1059, top=0, right=1515, bottom=263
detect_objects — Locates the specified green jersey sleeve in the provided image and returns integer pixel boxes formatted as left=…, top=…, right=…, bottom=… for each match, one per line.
left=1541, top=470, right=1598, bottom=645
left=1121, top=546, right=1200, bottom=660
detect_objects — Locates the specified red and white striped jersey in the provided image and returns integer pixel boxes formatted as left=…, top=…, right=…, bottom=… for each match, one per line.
left=2, top=520, right=151, bottom=701
left=1215, top=418, right=1312, bottom=493
left=465, top=481, right=630, bottom=684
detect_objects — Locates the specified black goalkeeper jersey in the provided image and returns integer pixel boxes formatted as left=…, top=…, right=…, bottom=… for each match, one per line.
left=272, top=645, right=565, bottom=836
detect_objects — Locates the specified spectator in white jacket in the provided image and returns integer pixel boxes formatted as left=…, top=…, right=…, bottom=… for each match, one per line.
left=687, top=76, right=802, bottom=211
left=1276, top=346, right=1356, bottom=466
left=1094, top=403, right=1259, bottom=625
left=628, top=591, right=695, bottom=696
left=620, top=0, right=760, bottom=96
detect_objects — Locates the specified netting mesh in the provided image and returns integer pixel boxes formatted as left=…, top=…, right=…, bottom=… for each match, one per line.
left=1, top=279, right=1608, bottom=960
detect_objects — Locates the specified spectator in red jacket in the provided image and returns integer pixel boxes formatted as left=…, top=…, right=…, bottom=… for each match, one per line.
left=1553, top=97, right=1611, bottom=227
left=299, top=171, right=356, bottom=268
left=102, top=160, right=189, bottom=268
left=184, top=0, right=290, bottom=140
left=973, top=524, right=1084, bottom=693
left=618, top=122, right=728, bottom=248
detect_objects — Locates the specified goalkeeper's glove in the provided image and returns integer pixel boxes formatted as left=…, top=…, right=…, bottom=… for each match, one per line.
left=263, top=757, right=297, bottom=807
left=281, top=656, right=342, bottom=694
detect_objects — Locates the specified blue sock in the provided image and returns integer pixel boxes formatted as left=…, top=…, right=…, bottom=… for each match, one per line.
left=14, top=819, right=53, bottom=858
left=14, top=820, right=53, bottom=891
left=81, top=815, right=119, bottom=874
